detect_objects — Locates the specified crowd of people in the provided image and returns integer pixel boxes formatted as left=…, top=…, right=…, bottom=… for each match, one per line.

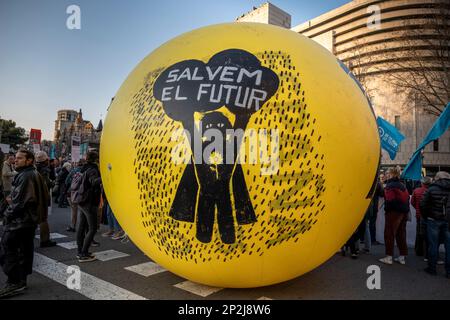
left=342, top=166, right=450, bottom=280
left=0, top=149, right=125, bottom=298
left=0, top=148, right=449, bottom=299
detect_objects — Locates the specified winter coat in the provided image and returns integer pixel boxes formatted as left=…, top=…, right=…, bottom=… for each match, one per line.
left=420, top=178, right=450, bottom=221
left=79, top=162, right=102, bottom=208
left=3, top=165, right=49, bottom=231
left=411, top=185, right=428, bottom=218
left=384, top=177, right=410, bottom=214
left=2, top=161, right=17, bottom=192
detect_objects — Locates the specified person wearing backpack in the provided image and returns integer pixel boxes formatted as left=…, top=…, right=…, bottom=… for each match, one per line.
left=75, top=151, right=102, bottom=263
left=420, top=171, right=450, bottom=278
left=65, top=160, right=84, bottom=232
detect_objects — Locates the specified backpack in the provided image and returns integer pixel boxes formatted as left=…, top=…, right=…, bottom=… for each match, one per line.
left=70, top=171, right=89, bottom=205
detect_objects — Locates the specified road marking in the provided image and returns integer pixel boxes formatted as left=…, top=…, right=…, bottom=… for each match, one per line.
left=33, top=253, right=147, bottom=300
left=35, top=233, right=67, bottom=240
left=125, top=262, right=167, bottom=277
left=57, top=241, right=78, bottom=250
left=174, top=281, right=223, bottom=297
left=94, top=250, right=130, bottom=262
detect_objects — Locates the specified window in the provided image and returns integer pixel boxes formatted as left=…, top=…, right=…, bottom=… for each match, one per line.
left=433, top=139, right=439, bottom=152
left=394, top=115, right=401, bottom=130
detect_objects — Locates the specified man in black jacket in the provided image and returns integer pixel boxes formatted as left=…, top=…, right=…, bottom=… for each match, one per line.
left=420, top=171, right=450, bottom=278
left=76, top=151, right=102, bottom=262
left=0, top=149, right=48, bottom=298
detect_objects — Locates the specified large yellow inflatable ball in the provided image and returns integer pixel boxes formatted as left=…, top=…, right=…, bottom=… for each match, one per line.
left=100, top=22, right=380, bottom=288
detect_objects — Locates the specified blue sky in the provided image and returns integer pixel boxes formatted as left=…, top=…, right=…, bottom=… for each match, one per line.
left=0, top=0, right=350, bottom=140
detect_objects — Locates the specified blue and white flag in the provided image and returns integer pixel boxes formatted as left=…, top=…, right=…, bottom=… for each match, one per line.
left=402, top=103, right=450, bottom=181
left=377, top=117, right=405, bottom=160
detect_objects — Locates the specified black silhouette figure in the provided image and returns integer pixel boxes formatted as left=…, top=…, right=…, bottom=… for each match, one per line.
left=153, top=49, right=279, bottom=244
left=196, top=112, right=235, bottom=243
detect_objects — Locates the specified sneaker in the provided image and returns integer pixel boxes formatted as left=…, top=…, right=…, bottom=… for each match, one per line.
left=394, top=256, right=406, bottom=265
left=66, top=226, right=76, bottom=232
left=102, top=230, right=114, bottom=237
left=40, top=240, right=57, bottom=248
left=111, top=231, right=126, bottom=240
left=91, top=240, right=100, bottom=247
left=437, top=260, right=444, bottom=265
left=379, top=256, right=393, bottom=265
left=424, top=258, right=429, bottom=262
left=120, top=234, right=129, bottom=244
left=424, top=267, right=437, bottom=276
left=78, top=253, right=96, bottom=263
left=76, top=252, right=93, bottom=259
left=0, top=282, right=27, bottom=299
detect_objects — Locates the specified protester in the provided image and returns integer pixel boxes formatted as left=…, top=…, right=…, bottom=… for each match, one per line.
left=57, top=162, right=72, bottom=208
left=51, top=158, right=61, bottom=202
left=411, top=176, right=432, bottom=258
left=76, top=151, right=102, bottom=262
left=2, top=154, right=17, bottom=197
left=379, top=166, right=410, bottom=265
left=65, top=160, right=84, bottom=232
left=369, top=180, right=384, bottom=245
left=35, top=151, right=57, bottom=248
left=102, top=198, right=125, bottom=240
left=0, top=149, right=49, bottom=299
left=420, top=171, right=450, bottom=278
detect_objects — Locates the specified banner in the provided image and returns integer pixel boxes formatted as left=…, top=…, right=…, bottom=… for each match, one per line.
left=29, top=129, right=42, bottom=144
left=402, top=103, right=450, bottom=181
left=71, top=136, right=81, bottom=163
left=80, top=142, right=89, bottom=159
left=32, top=144, right=41, bottom=153
left=49, top=143, right=56, bottom=159
left=376, top=117, right=405, bottom=160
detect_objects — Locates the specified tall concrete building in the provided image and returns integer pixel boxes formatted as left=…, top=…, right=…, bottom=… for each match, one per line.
left=239, top=0, right=450, bottom=172
left=236, top=2, right=291, bottom=29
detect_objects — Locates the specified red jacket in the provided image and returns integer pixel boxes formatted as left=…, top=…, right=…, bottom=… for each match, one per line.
left=411, top=185, right=428, bottom=218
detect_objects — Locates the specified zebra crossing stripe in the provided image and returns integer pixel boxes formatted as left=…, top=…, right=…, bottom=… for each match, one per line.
left=174, top=281, right=223, bottom=297
left=125, top=262, right=167, bottom=277
left=33, top=253, right=147, bottom=300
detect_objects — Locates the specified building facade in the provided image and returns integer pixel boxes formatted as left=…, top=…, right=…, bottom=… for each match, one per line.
left=54, top=109, right=102, bottom=156
left=236, top=2, right=291, bottom=29
left=239, top=1, right=450, bottom=172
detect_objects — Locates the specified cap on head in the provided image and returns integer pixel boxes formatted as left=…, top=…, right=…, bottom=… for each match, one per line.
left=435, top=171, right=450, bottom=181
left=420, top=176, right=432, bottom=185
left=35, top=151, right=48, bottom=163
left=62, top=162, right=72, bottom=171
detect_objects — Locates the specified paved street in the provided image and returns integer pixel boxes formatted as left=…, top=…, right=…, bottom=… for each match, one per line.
left=1, top=205, right=449, bottom=300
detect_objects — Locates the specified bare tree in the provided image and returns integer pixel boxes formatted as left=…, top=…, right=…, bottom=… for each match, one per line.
left=344, top=37, right=378, bottom=101
left=376, top=3, right=450, bottom=116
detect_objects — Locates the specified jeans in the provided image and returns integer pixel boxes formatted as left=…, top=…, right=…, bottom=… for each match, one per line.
left=77, top=205, right=98, bottom=255
left=0, top=227, right=36, bottom=284
left=426, top=218, right=450, bottom=275
left=415, top=217, right=428, bottom=257
left=106, top=203, right=121, bottom=232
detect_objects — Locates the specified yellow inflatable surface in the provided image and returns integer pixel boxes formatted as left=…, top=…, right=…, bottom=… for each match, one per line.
left=100, top=23, right=380, bottom=288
